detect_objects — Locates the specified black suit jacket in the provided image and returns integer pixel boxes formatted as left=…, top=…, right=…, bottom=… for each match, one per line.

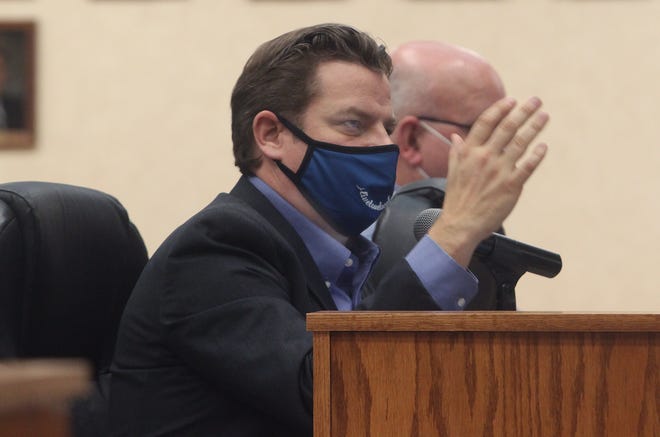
left=110, top=176, right=440, bottom=437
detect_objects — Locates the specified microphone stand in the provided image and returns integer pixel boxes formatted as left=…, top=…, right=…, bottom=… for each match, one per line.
left=415, top=207, right=562, bottom=311
left=473, top=232, right=562, bottom=310
left=488, top=263, right=524, bottom=311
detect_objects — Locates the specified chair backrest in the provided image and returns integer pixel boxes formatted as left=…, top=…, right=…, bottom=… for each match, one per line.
left=0, top=181, right=148, bottom=373
left=371, top=178, right=514, bottom=310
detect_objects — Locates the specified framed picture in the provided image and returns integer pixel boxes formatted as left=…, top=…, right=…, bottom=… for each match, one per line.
left=0, top=21, right=36, bottom=149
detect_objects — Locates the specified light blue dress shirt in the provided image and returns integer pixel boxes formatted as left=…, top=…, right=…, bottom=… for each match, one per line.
left=249, top=176, right=477, bottom=310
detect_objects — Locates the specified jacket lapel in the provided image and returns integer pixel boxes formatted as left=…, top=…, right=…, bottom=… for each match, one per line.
left=230, top=176, right=338, bottom=310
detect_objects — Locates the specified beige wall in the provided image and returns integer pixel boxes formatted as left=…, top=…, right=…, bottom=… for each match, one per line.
left=1, top=0, right=659, bottom=312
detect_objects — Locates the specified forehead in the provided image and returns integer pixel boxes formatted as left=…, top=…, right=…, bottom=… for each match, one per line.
left=427, top=64, right=504, bottom=121
left=307, top=60, right=392, bottom=115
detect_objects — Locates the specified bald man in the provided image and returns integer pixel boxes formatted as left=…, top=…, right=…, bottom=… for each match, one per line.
left=389, top=41, right=506, bottom=184
left=370, top=41, right=514, bottom=309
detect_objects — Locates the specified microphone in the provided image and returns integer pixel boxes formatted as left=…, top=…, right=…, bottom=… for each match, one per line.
left=414, top=208, right=562, bottom=278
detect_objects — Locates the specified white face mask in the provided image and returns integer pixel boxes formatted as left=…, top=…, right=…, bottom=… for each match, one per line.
left=418, top=120, right=454, bottom=147
left=416, top=167, right=431, bottom=179
left=416, top=120, right=454, bottom=179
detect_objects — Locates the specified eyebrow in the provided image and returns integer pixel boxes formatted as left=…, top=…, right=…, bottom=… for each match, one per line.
left=339, top=106, right=397, bottom=131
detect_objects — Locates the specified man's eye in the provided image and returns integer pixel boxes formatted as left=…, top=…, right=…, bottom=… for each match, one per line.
left=342, top=120, right=362, bottom=131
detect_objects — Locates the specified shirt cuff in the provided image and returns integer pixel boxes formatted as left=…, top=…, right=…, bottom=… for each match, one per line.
left=405, top=235, right=478, bottom=310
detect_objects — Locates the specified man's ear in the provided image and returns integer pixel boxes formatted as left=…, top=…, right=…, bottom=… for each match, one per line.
left=394, top=115, right=423, bottom=167
left=253, top=110, right=287, bottom=160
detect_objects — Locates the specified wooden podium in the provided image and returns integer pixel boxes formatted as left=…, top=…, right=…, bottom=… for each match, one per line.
left=307, top=312, right=659, bottom=437
left=0, top=359, right=89, bottom=437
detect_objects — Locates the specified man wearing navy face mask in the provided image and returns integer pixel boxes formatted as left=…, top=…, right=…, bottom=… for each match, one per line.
left=110, top=24, right=549, bottom=437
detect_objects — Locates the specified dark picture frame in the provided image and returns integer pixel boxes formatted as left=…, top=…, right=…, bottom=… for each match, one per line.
left=0, top=21, right=36, bottom=149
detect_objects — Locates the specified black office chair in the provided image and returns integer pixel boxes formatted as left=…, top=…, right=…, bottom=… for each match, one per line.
left=370, top=178, right=514, bottom=310
left=0, top=181, right=148, bottom=436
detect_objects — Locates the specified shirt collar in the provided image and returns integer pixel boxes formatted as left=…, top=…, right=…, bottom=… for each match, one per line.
left=248, top=176, right=379, bottom=288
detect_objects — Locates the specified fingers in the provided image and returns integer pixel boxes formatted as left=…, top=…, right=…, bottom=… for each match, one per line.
left=436, top=96, right=550, bottom=258
left=500, top=109, right=549, bottom=164
left=511, top=142, right=548, bottom=185
left=485, top=97, right=543, bottom=153
left=467, top=97, right=517, bottom=145
left=467, top=97, right=547, bottom=159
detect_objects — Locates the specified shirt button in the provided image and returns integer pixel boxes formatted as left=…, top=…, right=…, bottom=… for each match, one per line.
left=345, top=258, right=354, bottom=267
left=324, top=281, right=331, bottom=288
left=457, top=297, right=466, bottom=308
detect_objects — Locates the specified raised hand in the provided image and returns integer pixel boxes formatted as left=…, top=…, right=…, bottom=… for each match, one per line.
left=427, top=96, right=549, bottom=267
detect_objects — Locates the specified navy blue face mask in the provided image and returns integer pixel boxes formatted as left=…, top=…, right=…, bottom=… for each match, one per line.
left=275, top=115, right=399, bottom=236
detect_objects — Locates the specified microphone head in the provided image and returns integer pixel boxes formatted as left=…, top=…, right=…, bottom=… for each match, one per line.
left=413, top=208, right=441, bottom=240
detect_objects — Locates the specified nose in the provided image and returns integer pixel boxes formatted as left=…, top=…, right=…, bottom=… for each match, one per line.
left=371, top=124, right=393, bottom=146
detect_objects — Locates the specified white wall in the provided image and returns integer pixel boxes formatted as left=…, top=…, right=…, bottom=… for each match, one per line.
left=1, top=0, right=659, bottom=312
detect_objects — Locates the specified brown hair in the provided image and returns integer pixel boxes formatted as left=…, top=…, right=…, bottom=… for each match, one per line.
left=231, top=23, right=392, bottom=174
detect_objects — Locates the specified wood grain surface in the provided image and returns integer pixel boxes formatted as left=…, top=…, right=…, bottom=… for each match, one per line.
left=0, top=359, right=90, bottom=437
left=309, top=312, right=659, bottom=437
